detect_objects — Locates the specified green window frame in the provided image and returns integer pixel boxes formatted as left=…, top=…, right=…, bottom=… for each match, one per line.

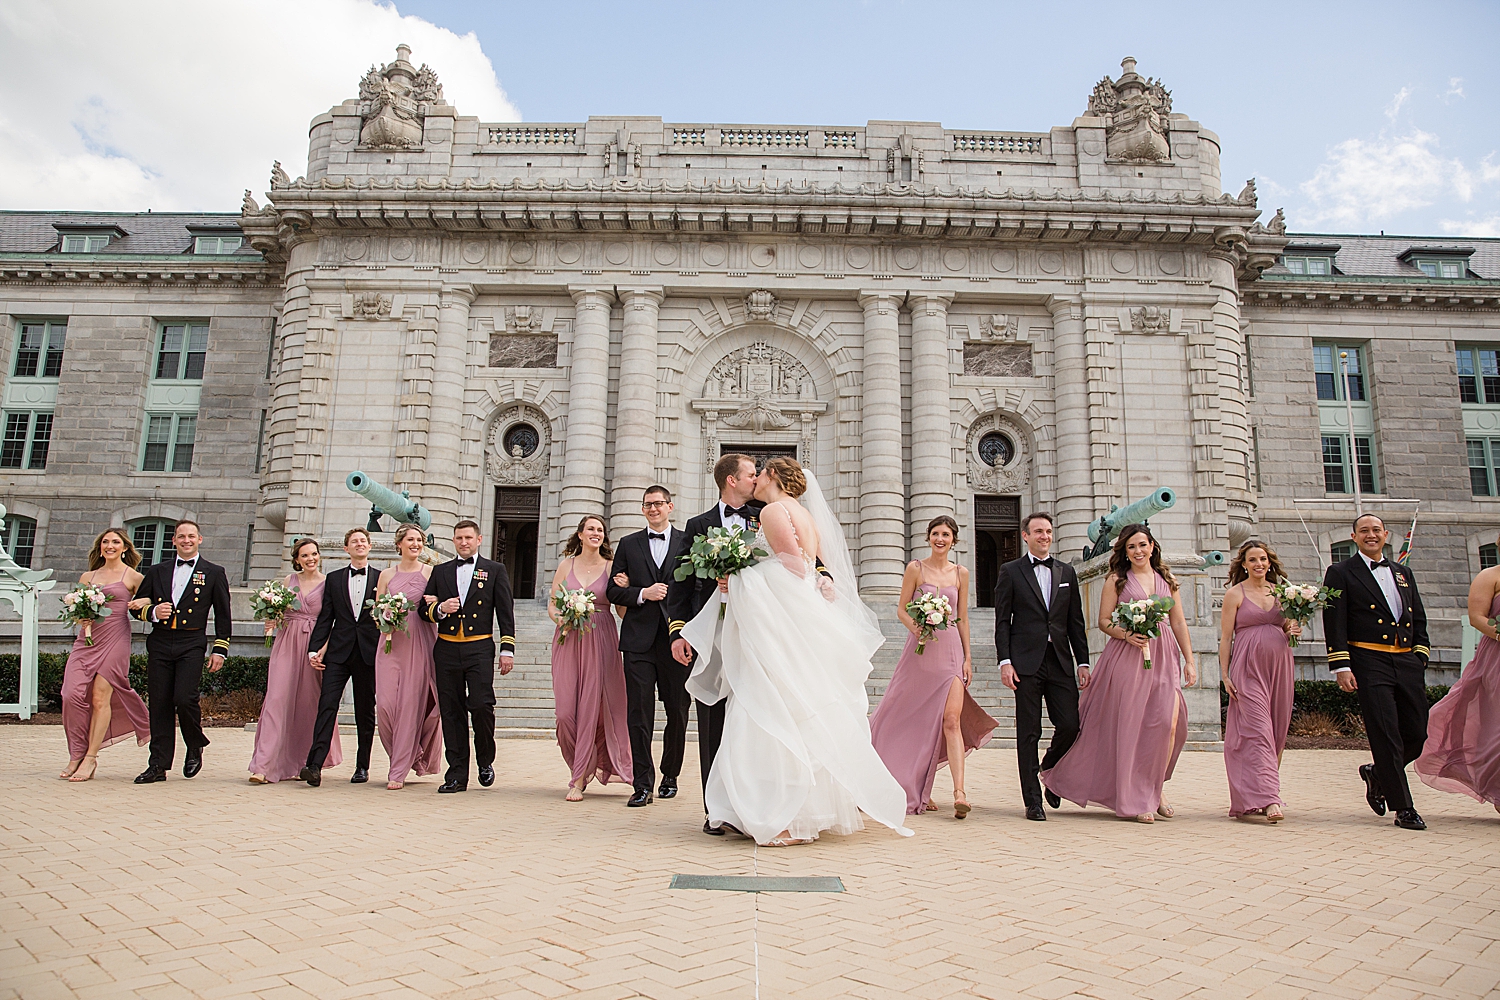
left=1412, top=257, right=1466, bottom=279
left=1456, top=345, right=1500, bottom=404
left=154, top=323, right=209, bottom=381
left=1482, top=544, right=1500, bottom=570
left=1, top=514, right=36, bottom=567
left=1467, top=438, right=1500, bottom=496
left=0, top=412, right=53, bottom=470
left=60, top=234, right=110, bottom=253
left=1283, top=255, right=1333, bottom=275
left=1322, top=434, right=1377, bottom=495
left=128, top=518, right=176, bottom=568
left=193, top=235, right=243, bottom=255
left=1313, top=343, right=1367, bottom=402
left=140, top=413, right=196, bottom=473
left=12, top=320, right=66, bottom=379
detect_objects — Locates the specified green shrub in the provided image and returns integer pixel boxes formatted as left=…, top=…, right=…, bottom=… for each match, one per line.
left=1, top=652, right=268, bottom=711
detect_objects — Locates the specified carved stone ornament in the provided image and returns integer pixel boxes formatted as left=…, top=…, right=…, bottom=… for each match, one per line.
left=353, top=292, right=392, bottom=319
left=692, top=341, right=828, bottom=475
left=270, top=160, right=289, bottom=188
left=1130, top=305, right=1168, bottom=333
left=965, top=413, right=1031, bottom=494
left=486, top=404, right=550, bottom=485
left=745, top=289, right=778, bottom=321
left=703, top=341, right=814, bottom=401
left=721, top=397, right=794, bottom=433
left=241, top=189, right=260, bottom=215
left=977, top=313, right=1018, bottom=341
left=358, top=44, right=445, bottom=150
left=506, top=304, right=541, bottom=333
left=1086, top=57, right=1173, bottom=162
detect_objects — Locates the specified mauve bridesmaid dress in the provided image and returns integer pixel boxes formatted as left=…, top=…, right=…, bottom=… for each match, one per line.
left=549, top=566, right=632, bottom=787
left=60, top=580, right=149, bottom=760
left=1222, top=585, right=1294, bottom=817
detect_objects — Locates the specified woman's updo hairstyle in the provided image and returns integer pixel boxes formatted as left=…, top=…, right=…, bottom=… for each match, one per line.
left=762, top=456, right=807, bottom=498
left=927, top=515, right=959, bottom=540
left=393, top=523, right=425, bottom=548
left=290, top=537, right=319, bottom=571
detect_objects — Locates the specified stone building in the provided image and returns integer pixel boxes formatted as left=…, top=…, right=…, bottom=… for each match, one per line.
left=2, top=47, right=1498, bottom=737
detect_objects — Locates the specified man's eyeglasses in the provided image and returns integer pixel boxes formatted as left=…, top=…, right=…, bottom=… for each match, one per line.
left=641, top=501, right=671, bottom=510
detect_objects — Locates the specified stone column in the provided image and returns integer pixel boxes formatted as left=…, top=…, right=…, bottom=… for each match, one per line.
left=1207, top=246, right=1253, bottom=548
left=611, top=287, right=664, bottom=534
left=561, top=287, right=612, bottom=526
left=857, top=291, right=906, bottom=595
left=425, top=283, right=475, bottom=539
left=908, top=291, right=955, bottom=549
left=1048, top=295, right=1094, bottom=560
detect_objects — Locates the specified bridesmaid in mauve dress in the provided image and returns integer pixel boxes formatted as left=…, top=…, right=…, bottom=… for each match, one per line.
left=1043, top=523, right=1197, bottom=823
left=1220, top=540, right=1300, bottom=821
left=548, top=515, right=632, bottom=800
left=1415, top=553, right=1500, bottom=813
left=248, top=539, right=341, bottom=783
left=870, top=515, right=996, bottom=817
left=376, top=524, right=443, bottom=790
left=59, top=529, right=151, bottom=782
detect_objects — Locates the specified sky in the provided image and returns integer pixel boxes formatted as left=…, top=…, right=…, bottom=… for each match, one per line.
left=1, top=0, right=1496, bottom=236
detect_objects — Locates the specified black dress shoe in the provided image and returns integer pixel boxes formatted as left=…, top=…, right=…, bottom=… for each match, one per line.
left=134, top=767, right=166, bottom=784
left=659, top=776, right=678, bottom=799
left=1045, top=789, right=1061, bottom=810
left=478, top=765, right=495, bottom=787
left=1394, top=809, right=1427, bottom=830
left=1026, top=805, right=1047, bottom=821
left=298, top=765, right=322, bottom=787
left=438, top=780, right=467, bottom=793
left=350, top=768, right=368, bottom=784
left=183, top=747, right=202, bottom=778
left=627, top=788, right=653, bottom=807
left=703, top=818, right=725, bottom=836
left=1359, top=764, right=1387, bottom=817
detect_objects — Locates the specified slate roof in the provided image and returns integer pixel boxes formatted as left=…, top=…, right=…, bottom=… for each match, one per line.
left=0, top=211, right=260, bottom=258
left=1268, top=232, right=1500, bottom=281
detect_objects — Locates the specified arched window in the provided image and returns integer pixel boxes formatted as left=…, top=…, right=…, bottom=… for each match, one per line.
left=1, top=514, right=36, bottom=567
left=128, top=518, right=177, bottom=568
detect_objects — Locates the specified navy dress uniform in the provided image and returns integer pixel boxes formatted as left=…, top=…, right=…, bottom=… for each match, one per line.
left=421, top=554, right=515, bottom=790
left=131, top=553, right=233, bottom=778
left=1322, top=552, right=1431, bottom=821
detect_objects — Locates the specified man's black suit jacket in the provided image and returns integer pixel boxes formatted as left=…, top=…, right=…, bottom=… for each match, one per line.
left=607, top=526, right=683, bottom=653
left=420, top=555, right=516, bottom=653
left=993, top=555, right=1090, bottom=676
left=309, top=565, right=381, bottom=665
left=131, top=555, right=233, bottom=655
left=665, top=505, right=750, bottom=640
left=1321, top=555, right=1430, bottom=667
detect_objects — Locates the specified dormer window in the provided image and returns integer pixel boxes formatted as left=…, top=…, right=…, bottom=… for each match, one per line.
left=1283, top=255, right=1333, bottom=276
left=60, top=234, right=110, bottom=253
left=1399, top=246, right=1473, bottom=279
left=193, top=235, right=243, bottom=254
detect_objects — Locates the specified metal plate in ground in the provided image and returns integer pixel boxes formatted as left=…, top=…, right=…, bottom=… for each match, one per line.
left=670, top=875, right=844, bottom=892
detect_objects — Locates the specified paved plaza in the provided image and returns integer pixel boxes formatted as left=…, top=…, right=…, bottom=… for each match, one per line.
left=2, top=728, right=1497, bottom=1000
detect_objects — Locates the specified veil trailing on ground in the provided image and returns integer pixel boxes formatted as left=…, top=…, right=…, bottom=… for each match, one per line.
left=802, top=470, right=885, bottom=654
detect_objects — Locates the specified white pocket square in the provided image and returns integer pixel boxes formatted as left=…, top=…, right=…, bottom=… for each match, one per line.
left=1059, top=582, right=1070, bottom=588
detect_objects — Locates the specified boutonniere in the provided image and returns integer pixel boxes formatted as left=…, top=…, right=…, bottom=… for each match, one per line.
left=192, top=572, right=206, bottom=586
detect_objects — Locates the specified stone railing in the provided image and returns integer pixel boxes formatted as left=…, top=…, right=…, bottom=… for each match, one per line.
left=720, top=128, right=810, bottom=148
left=949, top=132, right=1049, bottom=156
left=487, top=126, right=578, bottom=146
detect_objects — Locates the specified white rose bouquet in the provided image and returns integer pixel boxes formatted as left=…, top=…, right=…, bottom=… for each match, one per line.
left=366, top=591, right=411, bottom=654
left=60, top=583, right=112, bottom=646
left=250, top=579, right=300, bottom=648
left=1270, top=581, right=1341, bottom=648
left=1110, top=594, right=1175, bottom=669
left=552, top=585, right=597, bottom=646
left=673, top=526, right=769, bottom=619
left=905, top=590, right=956, bottom=655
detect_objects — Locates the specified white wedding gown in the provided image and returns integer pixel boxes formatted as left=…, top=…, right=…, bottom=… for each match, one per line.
left=683, top=475, right=912, bottom=845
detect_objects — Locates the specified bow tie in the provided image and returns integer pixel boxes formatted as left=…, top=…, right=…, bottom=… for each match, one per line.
left=348, top=567, right=366, bottom=576
left=176, top=559, right=195, bottom=568
left=1369, top=559, right=1389, bottom=569
left=724, top=505, right=753, bottom=519
left=1031, top=557, right=1054, bottom=568
left=648, top=531, right=666, bottom=541
left=457, top=557, right=475, bottom=565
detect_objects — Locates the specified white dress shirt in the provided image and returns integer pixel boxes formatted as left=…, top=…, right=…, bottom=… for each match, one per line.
left=637, top=528, right=672, bottom=605
left=999, top=553, right=1089, bottom=672
left=347, top=566, right=369, bottom=620
left=170, top=556, right=197, bottom=604
left=456, top=557, right=476, bottom=605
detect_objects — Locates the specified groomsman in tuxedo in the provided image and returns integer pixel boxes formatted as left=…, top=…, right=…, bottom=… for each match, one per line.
left=1323, top=513, right=1431, bottom=830
left=608, top=486, right=688, bottom=807
left=421, top=519, right=515, bottom=793
left=300, top=527, right=380, bottom=787
left=130, top=520, right=233, bottom=784
left=994, top=511, right=1091, bottom=821
left=667, top=452, right=770, bottom=835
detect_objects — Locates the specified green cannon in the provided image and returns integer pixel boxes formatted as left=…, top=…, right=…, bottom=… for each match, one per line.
left=1200, top=550, right=1227, bottom=567
left=1082, top=488, right=1177, bottom=560
left=346, top=471, right=432, bottom=535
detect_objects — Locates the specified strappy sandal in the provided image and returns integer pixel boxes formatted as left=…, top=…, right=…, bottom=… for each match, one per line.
left=565, top=784, right=584, bottom=802
left=67, top=755, right=97, bottom=782
left=59, top=759, right=82, bottom=779
left=1265, top=804, right=1284, bottom=823
left=248, top=774, right=268, bottom=785
left=387, top=780, right=404, bottom=790
left=765, top=837, right=813, bottom=847
left=1157, top=800, right=1175, bottom=819
left=1136, top=813, right=1156, bottom=823
left=953, top=791, right=971, bottom=819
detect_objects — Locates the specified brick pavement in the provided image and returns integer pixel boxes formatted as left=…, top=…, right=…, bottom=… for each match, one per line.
left=2, top=728, right=1497, bottom=999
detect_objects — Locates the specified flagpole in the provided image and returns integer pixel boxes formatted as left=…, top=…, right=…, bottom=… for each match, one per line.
left=1340, top=351, right=1362, bottom=515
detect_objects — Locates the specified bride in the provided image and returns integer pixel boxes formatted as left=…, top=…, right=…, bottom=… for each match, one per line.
left=682, top=456, right=912, bottom=846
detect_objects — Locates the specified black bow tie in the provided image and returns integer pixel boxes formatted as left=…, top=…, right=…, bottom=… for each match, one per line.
left=1370, top=559, right=1389, bottom=569
left=724, top=505, right=753, bottom=519
left=177, top=559, right=194, bottom=568
left=458, top=557, right=475, bottom=565
left=349, top=567, right=366, bottom=576
left=1031, top=557, right=1054, bottom=568
left=648, top=531, right=666, bottom=541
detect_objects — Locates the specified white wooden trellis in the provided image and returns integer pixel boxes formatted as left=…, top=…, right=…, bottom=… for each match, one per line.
left=0, top=502, right=56, bottom=719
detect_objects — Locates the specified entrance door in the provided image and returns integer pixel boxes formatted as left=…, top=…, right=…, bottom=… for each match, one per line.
left=974, top=494, right=1021, bottom=608
left=492, top=487, right=540, bottom=599
left=722, top=443, right=796, bottom=470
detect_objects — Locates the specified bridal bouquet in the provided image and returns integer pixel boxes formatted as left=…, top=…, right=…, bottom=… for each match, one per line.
left=59, top=583, right=112, bottom=646
left=365, top=591, right=411, bottom=654
left=553, top=585, right=596, bottom=646
left=673, top=526, right=768, bottom=618
left=905, top=590, right=955, bottom=655
left=1271, top=581, right=1340, bottom=648
left=1111, top=594, right=1175, bottom=669
left=250, top=580, right=300, bottom=648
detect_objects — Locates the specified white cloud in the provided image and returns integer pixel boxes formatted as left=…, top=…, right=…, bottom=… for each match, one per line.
left=1445, top=77, right=1466, bottom=101
left=0, top=0, right=519, bottom=212
left=1385, top=87, right=1412, bottom=121
left=1439, top=215, right=1500, bottom=238
left=1296, top=130, right=1477, bottom=228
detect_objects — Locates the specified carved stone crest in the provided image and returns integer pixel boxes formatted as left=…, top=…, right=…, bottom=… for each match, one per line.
left=965, top=413, right=1031, bottom=494
left=358, top=45, right=445, bottom=150
left=506, top=304, right=541, bottom=333
left=977, top=314, right=1018, bottom=341
left=487, top=404, right=550, bottom=485
left=745, top=290, right=778, bottom=321
left=1086, top=57, right=1173, bottom=162
left=1130, top=306, right=1168, bottom=333
left=353, top=293, right=393, bottom=319
left=703, top=341, right=813, bottom=400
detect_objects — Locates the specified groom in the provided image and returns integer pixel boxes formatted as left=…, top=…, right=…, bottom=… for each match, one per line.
left=994, top=511, right=1091, bottom=821
left=666, top=452, right=759, bottom=835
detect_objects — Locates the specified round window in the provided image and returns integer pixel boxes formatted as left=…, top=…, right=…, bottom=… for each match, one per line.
left=503, top=423, right=540, bottom=458
left=977, top=432, right=1014, bottom=468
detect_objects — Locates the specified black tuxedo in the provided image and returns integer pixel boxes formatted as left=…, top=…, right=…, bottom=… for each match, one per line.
left=305, top=564, right=381, bottom=772
left=1322, top=554, right=1431, bottom=813
left=131, top=555, right=233, bottom=771
left=421, top=555, right=515, bottom=785
left=608, top=526, right=689, bottom=793
left=994, top=553, right=1090, bottom=810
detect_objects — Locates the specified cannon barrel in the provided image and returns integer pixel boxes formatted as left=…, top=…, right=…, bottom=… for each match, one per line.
left=1087, top=488, right=1177, bottom=544
left=1200, top=550, right=1226, bottom=567
left=345, top=471, right=432, bottom=531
